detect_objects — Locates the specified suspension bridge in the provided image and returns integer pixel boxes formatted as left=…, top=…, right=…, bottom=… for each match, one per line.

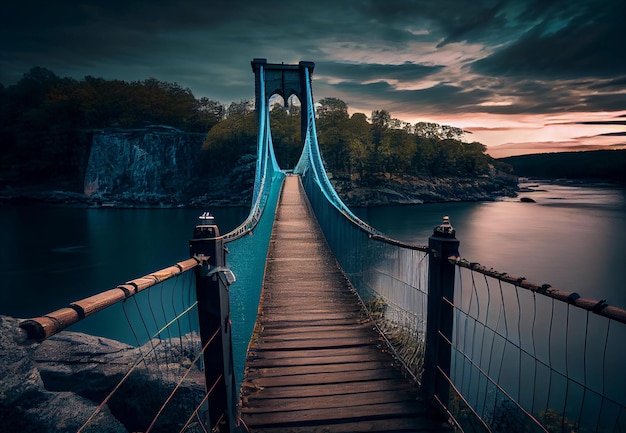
left=16, top=59, right=626, bottom=433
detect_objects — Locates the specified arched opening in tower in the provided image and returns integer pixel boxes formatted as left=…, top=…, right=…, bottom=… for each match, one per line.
left=267, top=94, right=303, bottom=170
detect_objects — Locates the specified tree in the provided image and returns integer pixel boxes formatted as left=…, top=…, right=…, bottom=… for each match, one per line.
left=202, top=112, right=257, bottom=173
left=441, top=124, right=466, bottom=141
left=414, top=122, right=441, bottom=139
left=317, top=97, right=349, bottom=126
left=344, top=113, right=373, bottom=179
left=227, top=99, right=253, bottom=117
left=269, top=105, right=301, bottom=169
left=316, top=98, right=351, bottom=173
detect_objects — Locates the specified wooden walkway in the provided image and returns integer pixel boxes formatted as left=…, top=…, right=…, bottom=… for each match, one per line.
left=239, top=175, right=451, bottom=432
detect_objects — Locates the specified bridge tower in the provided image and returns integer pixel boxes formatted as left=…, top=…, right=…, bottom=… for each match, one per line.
left=251, top=58, right=315, bottom=145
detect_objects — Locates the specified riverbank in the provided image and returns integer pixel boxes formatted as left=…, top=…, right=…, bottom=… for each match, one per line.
left=0, top=171, right=519, bottom=209
left=331, top=172, right=518, bottom=207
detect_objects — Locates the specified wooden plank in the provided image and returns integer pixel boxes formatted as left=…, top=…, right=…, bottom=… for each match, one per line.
left=241, top=379, right=417, bottom=399
left=242, top=401, right=435, bottom=426
left=242, top=389, right=422, bottom=412
left=239, top=175, right=450, bottom=432
left=243, top=352, right=389, bottom=368
left=246, top=346, right=390, bottom=362
left=243, top=368, right=408, bottom=388
left=245, top=417, right=449, bottom=433
left=244, top=360, right=394, bottom=378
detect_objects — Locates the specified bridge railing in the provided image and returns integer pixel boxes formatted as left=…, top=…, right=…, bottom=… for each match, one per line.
left=220, top=62, right=284, bottom=244
left=18, top=220, right=238, bottom=432
left=440, top=253, right=626, bottom=433
left=300, top=170, right=431, bottom=384
left=304, top=170, right=626, bottom=432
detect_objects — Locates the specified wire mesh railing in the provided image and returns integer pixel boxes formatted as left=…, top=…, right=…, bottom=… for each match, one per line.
left=19, top=259, right=225, bottom=432
left=443, top=257, right=626, bottom=433
left=294, top=65, right=432, bottom=385
left=302, top=174, right=431, bottom=383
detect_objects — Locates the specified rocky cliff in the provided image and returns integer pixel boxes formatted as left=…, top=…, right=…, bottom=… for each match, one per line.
left=83, top=126, right=209, bottom=206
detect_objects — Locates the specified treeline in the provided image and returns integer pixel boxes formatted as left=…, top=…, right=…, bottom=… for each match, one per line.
left=0, top=67, right=227, bottom=190
left=501, top=150, right=626, bottom=184
left=203, top=96, right=503, bottom=182
left=1, top=67, right=501, bottom=193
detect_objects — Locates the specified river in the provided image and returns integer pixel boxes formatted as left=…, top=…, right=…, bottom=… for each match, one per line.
left=1, top=180, right=624, bottom=381
left=353, top=180, right=626, bottom=310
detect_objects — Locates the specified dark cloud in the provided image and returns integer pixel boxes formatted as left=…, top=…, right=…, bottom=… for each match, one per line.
left=598, top=132, right=626, bottom=137
left=315, top=61, right=444, bottom=83
left=574, top=121, right=626, bottom=126
left=325, top=79, right=495, bottom=116
left=0, top=0, right=624, bottom=141
left=471, top=0, right=626, bottom=78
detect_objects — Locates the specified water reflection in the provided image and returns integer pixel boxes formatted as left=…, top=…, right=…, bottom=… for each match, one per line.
left=354, top=182, right=626, bottom=309
left=0, top=206, right=248, bottom=318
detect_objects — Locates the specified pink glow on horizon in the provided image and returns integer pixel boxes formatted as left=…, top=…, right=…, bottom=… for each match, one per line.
left=346, top=108, right=626, bottom=158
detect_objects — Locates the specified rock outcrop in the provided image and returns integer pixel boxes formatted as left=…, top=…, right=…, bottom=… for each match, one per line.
left=331, top=171, right=519, bottom=207
left=0, top=315, right=206, bottom=432
left=83, top=126, right=209, bottom=206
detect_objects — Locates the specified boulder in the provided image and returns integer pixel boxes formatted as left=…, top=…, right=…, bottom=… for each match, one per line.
left=1, top=315, right=206, bottom=432
left=0, top=315, right=126, bottom=432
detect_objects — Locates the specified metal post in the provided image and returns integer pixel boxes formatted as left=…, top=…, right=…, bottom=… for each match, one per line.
left=424, top=216, right=460, bottom=410
left=190, top=212, right=237, bottom=432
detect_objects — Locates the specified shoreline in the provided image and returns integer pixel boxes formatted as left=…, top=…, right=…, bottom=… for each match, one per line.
left=3, top=177, right=621, bottom=210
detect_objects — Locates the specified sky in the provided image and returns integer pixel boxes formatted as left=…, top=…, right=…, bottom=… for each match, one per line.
left=1, top=0, right=625, bottom=158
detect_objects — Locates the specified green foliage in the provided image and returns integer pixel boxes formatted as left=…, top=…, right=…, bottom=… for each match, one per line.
left=0, top=67, right=225, bottom=191
left=268, top=105, right=301, bottom=169
left=201, top=104, right=304, bottom=174
left=311, top=102, right=495, bottom=182
left=0, top=67, right=499, bottom=192
left=202, top=112, right=257, bottom=174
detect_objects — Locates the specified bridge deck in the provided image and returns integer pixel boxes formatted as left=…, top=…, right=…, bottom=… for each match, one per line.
left=239, top=175, right=450, bottom=432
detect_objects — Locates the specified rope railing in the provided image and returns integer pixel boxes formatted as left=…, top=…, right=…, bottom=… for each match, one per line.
left=449, top=256, right=626, bottom=324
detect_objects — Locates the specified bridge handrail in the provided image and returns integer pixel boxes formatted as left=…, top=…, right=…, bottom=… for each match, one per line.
left=449, top=255, right=626, bottom=324
left=18, top=257, right=200, bottom=341
left=369, top=233, right=430, bottom=252
left=289, top=62, right=626, bottom=431
left=443, top=249, right=626, bottom=432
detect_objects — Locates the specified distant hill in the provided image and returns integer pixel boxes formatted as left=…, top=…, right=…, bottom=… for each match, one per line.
left=500, top=150, right=626, bottom=184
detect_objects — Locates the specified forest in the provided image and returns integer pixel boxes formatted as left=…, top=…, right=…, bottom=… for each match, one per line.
left=501, top=150, right=626, bottom=184
left=0, top=67, right=504, bottom=193
left=202, top=96, right=503, bottom=184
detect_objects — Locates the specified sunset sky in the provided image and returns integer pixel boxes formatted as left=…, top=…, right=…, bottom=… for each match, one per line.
left=1, top=0, right=625, bottom=157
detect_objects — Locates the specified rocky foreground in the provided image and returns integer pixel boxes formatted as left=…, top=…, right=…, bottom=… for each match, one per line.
left=0, top=315, right=206, bottom=433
